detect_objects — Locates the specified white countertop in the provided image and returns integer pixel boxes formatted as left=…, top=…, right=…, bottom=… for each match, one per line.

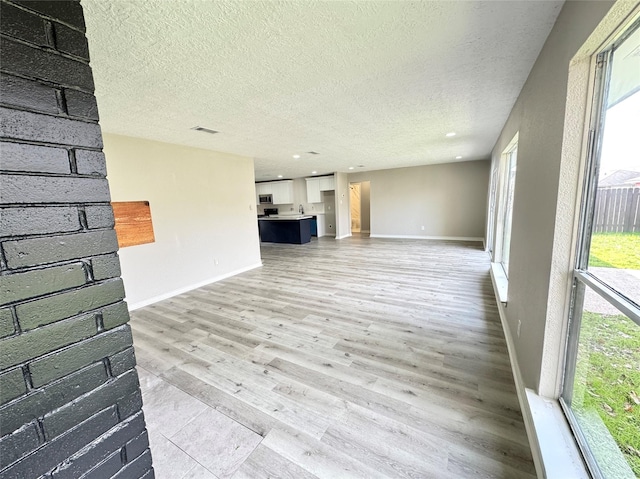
left=258, top=215, right=314, bottom=221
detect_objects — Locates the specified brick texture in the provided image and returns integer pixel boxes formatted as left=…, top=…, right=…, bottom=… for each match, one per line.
left=29, top=325, right=133, bottom=387
left=102, top=301, right=131, bottom=330
left=91, top=254, right=122, bottom=280
left=2, top=407, right=120, bottom=479
left=109, top=347, right=137, bottom=377
left=2, top=230, right=118, bottom=268
left=0, top=262, right=87, bottom=304
left=85, top=204, right=115, bottom=228
left=0, top=2, right=49, bottom=46
left=13, top=1, right=86, bottom=30
left=0, top=313, right=97, bottom=370
left=15, top=279, right=125, bottom=330
left=0, top=141, right=70, bottom=174
left=0, top=107, right=102, bottom=147
left=112, top=448, right=153, bottom=479
left=0, top=38, right=94, bottom=91
left=53, top=21, right=90, bottom=60
left=0, top=174, right=111, bottom=204
left=0, top=422, right=41, bottom=469
left=0, top=367, right=27, bottom=404
left=65, top=89, right=99, bottom=120
left=0, top=206, right=81, bottom=237
left=0, top=1, right=152, bottom=477
left=0, top=308, right=16, bottom=338
left=50, top=412, right=145, bottom=479
left=0, top=73, right=60, bottom=115
left=82, top=450, right=125, bottom=479
left=76, top=149, right=107, bottom=176
left=0, top=361, right=108, bottom=435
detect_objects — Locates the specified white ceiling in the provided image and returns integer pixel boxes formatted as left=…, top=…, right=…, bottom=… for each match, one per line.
left=83, top=0, right=563, bottom=181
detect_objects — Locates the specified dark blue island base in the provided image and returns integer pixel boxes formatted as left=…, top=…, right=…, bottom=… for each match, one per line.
left=259, top=218, right=312, bottom=244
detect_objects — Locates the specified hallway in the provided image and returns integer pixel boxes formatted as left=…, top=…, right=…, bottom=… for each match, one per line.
left=131, top=237, right=535, bottom=478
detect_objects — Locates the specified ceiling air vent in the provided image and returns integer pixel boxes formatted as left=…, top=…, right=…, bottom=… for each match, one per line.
left=191, top=126, right=218, bottom=134
left=307, top=151, right=320, bottom=155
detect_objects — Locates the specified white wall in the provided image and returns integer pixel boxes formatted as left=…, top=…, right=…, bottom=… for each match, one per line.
left=360, top=181, right=371, bottom=233
left=103, top=133, right=262, bottom=308
left=334, top=172, right=351, bottom=239
left=349, top=160, right=490, bottom=240
left=487, top=0, right=616, bottom=393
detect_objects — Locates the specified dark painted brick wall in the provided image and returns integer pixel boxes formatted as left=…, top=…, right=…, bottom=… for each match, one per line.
left=0, top=1, right=153, bottom=477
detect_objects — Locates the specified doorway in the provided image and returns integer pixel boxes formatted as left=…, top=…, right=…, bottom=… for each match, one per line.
left=349, top=181, right=370, bottom=235
left=350, top=183, right=361, bottom=233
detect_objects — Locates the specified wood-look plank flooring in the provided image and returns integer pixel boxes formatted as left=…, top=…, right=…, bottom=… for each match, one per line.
left=131, top=235, right=536, bottom=479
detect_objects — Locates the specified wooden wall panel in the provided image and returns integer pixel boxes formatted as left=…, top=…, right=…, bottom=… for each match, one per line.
left=112, top=201, right=155, bottom=248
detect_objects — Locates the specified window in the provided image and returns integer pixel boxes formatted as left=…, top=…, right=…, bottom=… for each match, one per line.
left=561, top=20, right=640, bottom=479
left=487, top=162, right=499, bottom=255
left=495, top=136, right=518, bottom=277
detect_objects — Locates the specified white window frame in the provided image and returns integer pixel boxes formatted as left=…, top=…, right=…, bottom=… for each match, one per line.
left=486, top=161, right=499, bottom=255
left=494, top=134, right=518, bottom=278
left=560, top=17, right=640, bottom=479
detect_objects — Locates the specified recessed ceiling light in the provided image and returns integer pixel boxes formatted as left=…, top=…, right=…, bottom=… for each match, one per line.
left=293, top=155, right=301, bottom=159
left=311, top=171, right=317, bottom=174
left=445, top=132, right=456, bottom=137
left=277, top=175, right=283, bottom=178
left=191, top=126, right=218, bottom=134
left=456, top=155, right=463, bottom=159
left=348, top=167, right=354, bottom=170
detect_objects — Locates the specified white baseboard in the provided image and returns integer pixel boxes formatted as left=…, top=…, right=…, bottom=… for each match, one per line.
left=370, top=234, right=483, bottom=242
left=490, top=269, right=543, bottom=477
left=127, top=262, right=263, bottom=311
left=335, top=233, right=352, bottom=240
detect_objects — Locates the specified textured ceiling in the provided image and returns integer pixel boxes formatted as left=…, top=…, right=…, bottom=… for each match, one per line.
left=83, top=0, right=563, bottom=180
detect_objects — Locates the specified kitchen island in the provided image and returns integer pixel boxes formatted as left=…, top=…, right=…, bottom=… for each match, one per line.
left=258, top=215, right=313, bottom=244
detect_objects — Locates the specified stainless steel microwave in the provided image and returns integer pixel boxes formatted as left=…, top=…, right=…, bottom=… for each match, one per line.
left=258, top=194, right=273, bottom=204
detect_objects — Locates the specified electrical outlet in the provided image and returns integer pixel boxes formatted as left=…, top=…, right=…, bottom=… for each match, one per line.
left=517, top=320, right=522, bottom=337
left=214, top=258, right=219, bottom=266
left=421, top=225, right=425, bottom=231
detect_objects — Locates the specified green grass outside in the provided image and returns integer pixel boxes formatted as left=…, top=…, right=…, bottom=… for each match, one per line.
left=589, top=232, right=640, bottom=270
left=572, top=311, right=640, bottom=476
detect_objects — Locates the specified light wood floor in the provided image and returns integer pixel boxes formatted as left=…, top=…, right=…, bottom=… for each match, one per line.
left=131, top=236, right=536, bottom=479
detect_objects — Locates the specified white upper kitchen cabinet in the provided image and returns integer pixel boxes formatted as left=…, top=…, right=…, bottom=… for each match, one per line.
left=319, top=175, right=335, bottom=191
left=271, top=180, right=294, bottom=204
left=255, top=180, right=293, bottom=204
left=255, top=183, right=268, bottom=203
left=306, top=177, right=321, bottom=203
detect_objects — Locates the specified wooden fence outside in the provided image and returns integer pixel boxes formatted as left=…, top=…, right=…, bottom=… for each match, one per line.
left=593, top=186, right=640, bottom=233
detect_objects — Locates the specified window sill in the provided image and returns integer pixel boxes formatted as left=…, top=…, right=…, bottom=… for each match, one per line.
left=490, top=262, right=508, bottom=304
left=525, top=390, right=590, bottom=479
